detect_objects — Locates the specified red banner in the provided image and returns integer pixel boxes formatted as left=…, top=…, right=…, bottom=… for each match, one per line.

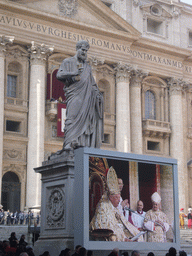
left=57, top=103, right=66, bottom=137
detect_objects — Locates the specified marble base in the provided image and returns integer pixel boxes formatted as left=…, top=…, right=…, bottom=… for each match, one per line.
left=34, top=152, right=75, bottom=255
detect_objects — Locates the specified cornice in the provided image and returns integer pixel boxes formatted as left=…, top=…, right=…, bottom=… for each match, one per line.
left=0, top=0, right=141, bottom=42
left=133, top=37, right=192, bottom=59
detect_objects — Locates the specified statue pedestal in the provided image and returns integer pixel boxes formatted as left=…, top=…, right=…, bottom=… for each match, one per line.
left=33, top=150, right=75, bottom=256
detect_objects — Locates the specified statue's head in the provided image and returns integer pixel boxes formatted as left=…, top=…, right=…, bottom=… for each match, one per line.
left=76, top=40, right=90, bottom=61
left=76, top=40, right=90, bottom=50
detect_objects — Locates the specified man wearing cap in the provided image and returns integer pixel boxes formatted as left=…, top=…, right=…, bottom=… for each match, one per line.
left=57, top=40, right=103, bottom=150
left=144, top=192, right=170, bottom=242
left=90, top=167, right=143, bottom=242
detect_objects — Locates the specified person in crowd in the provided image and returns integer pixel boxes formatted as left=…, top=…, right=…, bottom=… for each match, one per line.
left=8, top=232, right=18, bottom=248
left=72, top=245, right=81, bottom=256
left=121, top=252, right=129, bottom=256
left=36, top=213, right=40, bottom=225
left=26, top=246, right=35, bottom=256
left=25, top=212, right=29, bottom=225
left=168, top=247, right=177, bottom=256
left=147, top=252, right=155, bottom=256
left=131, top=251, right=140, bottom=256
left=179, top=208, right=186, bottom=229
left=59, top=248, right=71, bottom=256
left=90, top=167, right=143, bottom=242
left=187, top=209, right=192, bottom=229
left=10, top=212, right=14, bottom=225
left=6, top=210, right=11, bottom=225
left=131, top=200, right=146, bottom=230
left=19, top=212, right=25, bottom=225
left=87, top=251, right=93, bottom=256
left=78, top=247, right=86, bottom=256
left=19, top=253, right=28, bottom=256
left=14, top=211, right=19, bottom=225
left=0, top=210, right=4, bottom=224
left=144, top=192, right=170, bottom=242
left=179, top=251, right=187, bottom=256
left=40, top=251, right=50, bottom=256
left=19, top=235, right=28, bottom=248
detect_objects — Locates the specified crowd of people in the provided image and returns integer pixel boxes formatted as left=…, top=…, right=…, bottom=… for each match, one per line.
left=0, top=210, right=40, bottom=226
left=0, top=236, right=187, bottom=256
left=179, top=208, right=192, bottom=229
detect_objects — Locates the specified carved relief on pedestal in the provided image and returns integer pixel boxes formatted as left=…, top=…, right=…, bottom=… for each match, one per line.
left=46, top=186, right=65, bottom=229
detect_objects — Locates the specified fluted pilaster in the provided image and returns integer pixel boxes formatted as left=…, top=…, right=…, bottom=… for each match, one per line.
left=130, top=69, right=148, bottom=154
left=27, top=42, right=53, bottom=208
left=168, top=77, right=187, bottom=210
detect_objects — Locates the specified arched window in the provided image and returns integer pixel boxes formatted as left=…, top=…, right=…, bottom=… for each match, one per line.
left=7, top=62, right=22, bottom=98
left=1, top=171, right=21, bottom=212
left=145, top=90, right=156, bottom=120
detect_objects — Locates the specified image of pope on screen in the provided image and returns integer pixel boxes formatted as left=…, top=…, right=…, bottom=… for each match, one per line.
left=89, top=158, right=174, bottom=243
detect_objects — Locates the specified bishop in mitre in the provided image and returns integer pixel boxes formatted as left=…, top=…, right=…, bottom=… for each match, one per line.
left=143, top=192, right=170, bottom=242
left=90, top=167, right=143, bottom=242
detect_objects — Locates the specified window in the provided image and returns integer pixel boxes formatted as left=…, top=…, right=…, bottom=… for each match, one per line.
left=7, top=75, right=17, bottom=98
left=145, top=90, right=156, bottom=120
left=147, top=18, right=163, bottom=35
left=189, top=32, right=192, bottom=46
left=6, top=120, right=21, bottom=132
left=47, top=69, right=66, bottom=102
left=147, top=141, right=160, bottom=151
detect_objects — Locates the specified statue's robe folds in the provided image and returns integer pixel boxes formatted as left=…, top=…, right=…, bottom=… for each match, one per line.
left=90, top=195, right=143, bottom=242
left=57, top=57, right=103, bottom=149
left=144, top=209, right=170, bottom=242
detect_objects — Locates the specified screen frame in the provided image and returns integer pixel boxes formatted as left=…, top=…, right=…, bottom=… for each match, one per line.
left=74, top=147, right=180, bottom=251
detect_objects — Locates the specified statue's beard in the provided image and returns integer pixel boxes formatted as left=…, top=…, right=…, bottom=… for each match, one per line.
left=77, top=53, right=87, bottom=61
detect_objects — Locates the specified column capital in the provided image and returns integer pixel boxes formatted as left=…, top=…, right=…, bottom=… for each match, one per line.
left=168, top=77, right=187, bottom=95
left=88, top=56, right=105, bottom=67
left=131, top=68, right=148, bottom=87
left=114, top=62, right=132, bottom=83
left=29, top=41, right=54, bottom=65
left=88, top=56, right=105, bottom=74
left=0, top=35, right=14, bottom=57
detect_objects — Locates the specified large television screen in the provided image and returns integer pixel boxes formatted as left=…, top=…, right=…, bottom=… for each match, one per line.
left=74, top=147, right=180, bottom=251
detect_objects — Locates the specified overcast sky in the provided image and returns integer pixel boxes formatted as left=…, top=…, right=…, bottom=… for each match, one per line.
left=180, top=0, right=192, bottom=5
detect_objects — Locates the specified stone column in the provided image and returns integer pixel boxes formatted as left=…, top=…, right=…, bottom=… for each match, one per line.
left=0, top=35, right=14, bottom=202
left=130, top=69, right=147, bottom=154
left=129, top=161, right=139, bottom=209
left=115, top=62, right=132, bottom=152
left=168, top=78, right=187, bottom=210
left=27, top=42, right=53, bottom=208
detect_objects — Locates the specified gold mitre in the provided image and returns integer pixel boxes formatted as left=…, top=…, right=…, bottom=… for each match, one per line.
left=107, top=166, right=120, bottom=195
